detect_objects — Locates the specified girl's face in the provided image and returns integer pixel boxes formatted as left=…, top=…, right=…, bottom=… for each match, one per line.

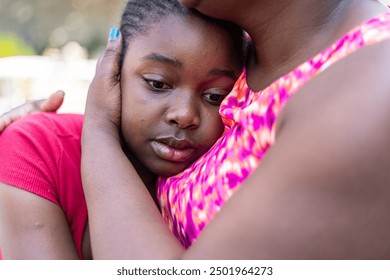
left=120, top=14, right=241, bottom=178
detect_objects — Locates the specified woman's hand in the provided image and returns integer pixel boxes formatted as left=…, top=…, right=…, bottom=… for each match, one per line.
left=83, top=28, right=122, bottom=137
left=0, top=90, right=64, bottom=133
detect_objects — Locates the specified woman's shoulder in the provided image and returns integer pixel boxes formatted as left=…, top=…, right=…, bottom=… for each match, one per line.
left=281, top=36, right=390, bottom=132
left=280, top=9, right=390, bottom=126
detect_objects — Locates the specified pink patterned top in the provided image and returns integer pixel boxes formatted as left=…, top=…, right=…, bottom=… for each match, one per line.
left=157, top=12, right=390, bottom=248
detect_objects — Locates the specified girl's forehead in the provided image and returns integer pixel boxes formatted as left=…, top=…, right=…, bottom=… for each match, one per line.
left=133, top=14, right=222, bottom=45
left=149, top=13, right=207, bottom=32
left=123, top=14, right=238, bottom=70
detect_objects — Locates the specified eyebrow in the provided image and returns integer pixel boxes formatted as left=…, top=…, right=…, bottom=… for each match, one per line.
left=208, top=68, right=238, bottom=81
left=142, top=53, right=183, bottom=68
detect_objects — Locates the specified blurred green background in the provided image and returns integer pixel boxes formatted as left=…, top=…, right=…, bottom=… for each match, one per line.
left=0, top=0, right=123, bottom=58
left=0, top=33, right=35, bottom=57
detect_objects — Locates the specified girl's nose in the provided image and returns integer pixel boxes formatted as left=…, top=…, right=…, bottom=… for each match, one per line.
left=165, top=94, right=200, bottom=129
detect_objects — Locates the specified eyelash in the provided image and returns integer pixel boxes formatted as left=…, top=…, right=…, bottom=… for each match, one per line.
left=203, top=92, right=228, bottom=106
left=143, top=78, right=172, bottom=92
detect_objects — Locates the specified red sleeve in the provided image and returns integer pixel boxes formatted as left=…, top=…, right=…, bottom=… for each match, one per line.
left=0, top=113, right=64, bottom=203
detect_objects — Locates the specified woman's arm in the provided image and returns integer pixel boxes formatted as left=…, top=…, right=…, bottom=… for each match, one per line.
left=81, top=33, right=184, bottom=259
left=83, top=35, right=390, bottom=259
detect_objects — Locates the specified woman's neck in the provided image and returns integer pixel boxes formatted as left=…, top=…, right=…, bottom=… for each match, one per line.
left=234, top=0, right=388, bottom=91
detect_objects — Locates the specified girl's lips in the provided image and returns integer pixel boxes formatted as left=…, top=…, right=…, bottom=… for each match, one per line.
left=151, top=140, right=195, bottom=162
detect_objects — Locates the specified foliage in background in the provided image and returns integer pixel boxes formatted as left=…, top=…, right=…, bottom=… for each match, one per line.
left=0, top=33, right=36, bottom=57
left=0, top=0, right=122, bottom=58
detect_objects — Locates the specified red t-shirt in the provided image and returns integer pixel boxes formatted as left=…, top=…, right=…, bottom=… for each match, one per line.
left=0, top=113, right=86, bottom=259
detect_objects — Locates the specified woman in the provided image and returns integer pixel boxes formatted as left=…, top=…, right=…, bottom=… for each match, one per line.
left=3, top=0, right=390, bottom=259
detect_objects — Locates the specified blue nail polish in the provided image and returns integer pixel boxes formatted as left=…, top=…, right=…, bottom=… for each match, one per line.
left=109, top=27, right=120, bottom=40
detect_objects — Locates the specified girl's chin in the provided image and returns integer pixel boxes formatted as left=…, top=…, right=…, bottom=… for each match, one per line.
left=153, top=165, right=188, bottom=179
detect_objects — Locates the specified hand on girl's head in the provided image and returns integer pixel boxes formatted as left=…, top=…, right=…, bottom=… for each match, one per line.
left=84, top=27, right=123, bottom=129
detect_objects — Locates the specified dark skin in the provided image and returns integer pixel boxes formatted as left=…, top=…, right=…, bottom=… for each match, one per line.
left=81, top=0, right=390, bottom=259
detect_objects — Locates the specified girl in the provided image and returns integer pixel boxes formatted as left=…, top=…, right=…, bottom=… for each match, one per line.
left=0, top=0, right=244, bottom=259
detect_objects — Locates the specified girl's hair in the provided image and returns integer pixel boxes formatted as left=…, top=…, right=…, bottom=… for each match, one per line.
left=119, top=0, right=246, bottom=66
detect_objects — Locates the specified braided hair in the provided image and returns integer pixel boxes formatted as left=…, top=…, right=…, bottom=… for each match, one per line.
left=119, top=0, right=245, bottom=67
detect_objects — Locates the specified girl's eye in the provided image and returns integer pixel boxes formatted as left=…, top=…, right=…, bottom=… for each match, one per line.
left=204, top=92, right=228, bottom=105
left=144, top=78, right=171, bottom=91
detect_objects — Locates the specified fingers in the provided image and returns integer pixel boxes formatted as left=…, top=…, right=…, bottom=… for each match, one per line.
left=0, top=114, right=11, bottom=133
left=84, top=28, right=123, bottom=130
left=0, top=90, right=65, bottom=133
left=95, top=28, right=122, bottom=83
left=39, top=90, right=65, bottom=112
left=0, top=105, right=27, bottom=133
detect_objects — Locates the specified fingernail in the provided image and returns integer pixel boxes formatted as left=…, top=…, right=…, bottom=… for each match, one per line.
left=109, top=27, right=120, bottom=40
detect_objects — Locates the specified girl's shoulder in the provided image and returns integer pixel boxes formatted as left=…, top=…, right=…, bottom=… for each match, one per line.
left=1, top=112, right=83, bottom=139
